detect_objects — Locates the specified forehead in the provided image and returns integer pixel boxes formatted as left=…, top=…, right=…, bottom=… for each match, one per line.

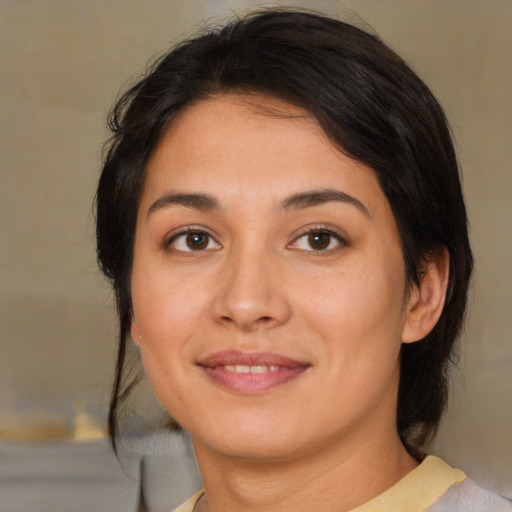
left=142, top=94, right=388, bottom=215
left=156, top=94, right=338, bottom=170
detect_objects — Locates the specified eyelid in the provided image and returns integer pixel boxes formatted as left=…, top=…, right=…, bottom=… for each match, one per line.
left=288, top=225, right=349, bottom=252
left=166, top=226, right=221, bottom=252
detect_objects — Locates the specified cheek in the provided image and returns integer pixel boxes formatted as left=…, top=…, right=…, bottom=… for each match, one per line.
left=305, top=267, right=404, bottom=329
left=130, top=268, right=203, bottom=417
left=130, top=259, right=217, bottom=381
left=133, top=256, right=206, bottom=325
left=295, top=253, right=407, bottom=366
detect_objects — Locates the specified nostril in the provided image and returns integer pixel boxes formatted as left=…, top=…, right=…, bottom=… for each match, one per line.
left=221, top=315, right=272, bottom=322
left=220, top=314, right=274, bottom=328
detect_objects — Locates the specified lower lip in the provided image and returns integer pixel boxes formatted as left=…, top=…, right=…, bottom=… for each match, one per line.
left=199, top=365, right=309, bottom=393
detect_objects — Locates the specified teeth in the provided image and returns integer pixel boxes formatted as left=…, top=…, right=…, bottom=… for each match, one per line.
left=223, top=365, right=281, bottom=373
left=250, top=365, right=267, bottom=373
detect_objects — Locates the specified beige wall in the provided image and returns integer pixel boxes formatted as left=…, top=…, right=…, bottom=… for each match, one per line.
left=1, top=0, right=510, bottom=495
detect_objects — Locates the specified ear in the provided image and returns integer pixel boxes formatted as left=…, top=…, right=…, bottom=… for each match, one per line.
left=402, top=247, right=450, bottom=344
left=131, top=316, right=142, bottom=347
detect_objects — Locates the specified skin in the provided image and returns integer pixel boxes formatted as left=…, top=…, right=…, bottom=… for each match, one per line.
left=130, top=94, right=449, bottom=512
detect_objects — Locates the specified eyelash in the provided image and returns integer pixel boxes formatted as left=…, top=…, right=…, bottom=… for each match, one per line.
left=289, top=226, right=348, bottom=254
left=165, top=225, right=348, bottom=254
left=166, top=227, right=220, bottom=253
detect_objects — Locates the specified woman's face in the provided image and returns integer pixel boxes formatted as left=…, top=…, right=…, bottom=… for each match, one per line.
left=131, top=94, right=418, bottom=461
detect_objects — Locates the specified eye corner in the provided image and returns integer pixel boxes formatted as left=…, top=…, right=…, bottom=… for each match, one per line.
left=288, top=226, right=349, bottom=254
left=165, top=227, right=221, bottom=254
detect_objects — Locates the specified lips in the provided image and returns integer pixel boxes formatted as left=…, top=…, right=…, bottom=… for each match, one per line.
left=197, top=350, right=310, bottom=393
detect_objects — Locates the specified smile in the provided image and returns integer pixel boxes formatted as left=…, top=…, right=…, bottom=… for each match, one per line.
left=223, top=365, right=280, bottom=373
left=197, top=350, right=310, bottom=393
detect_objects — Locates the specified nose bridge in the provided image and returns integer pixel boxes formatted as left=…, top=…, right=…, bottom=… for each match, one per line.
left=212, top=236, right=291, bottom=330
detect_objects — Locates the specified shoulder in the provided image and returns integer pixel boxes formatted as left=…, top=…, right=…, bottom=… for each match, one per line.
left=428, top=478, right=512, bottom=512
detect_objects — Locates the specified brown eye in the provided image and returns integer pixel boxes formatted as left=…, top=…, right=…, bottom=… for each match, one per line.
left=308, top=233, right=331, bottom=250
left=186, top=232, right=209, bottom=250
left=169, top=230, right=220, bottom=252
left=289, top=229, right=346, bottom=253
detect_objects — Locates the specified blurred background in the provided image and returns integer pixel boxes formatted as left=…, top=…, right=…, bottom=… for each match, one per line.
left=1, top=1, right=511, bottom=510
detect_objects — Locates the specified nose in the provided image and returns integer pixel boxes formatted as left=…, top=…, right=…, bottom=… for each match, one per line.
left=211, top=248, right=292, bottom=332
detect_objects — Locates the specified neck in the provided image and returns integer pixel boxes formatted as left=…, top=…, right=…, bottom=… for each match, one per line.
left=193, top=428, right=418, bottom=512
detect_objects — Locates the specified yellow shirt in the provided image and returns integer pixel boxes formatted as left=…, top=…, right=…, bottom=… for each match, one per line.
left=171, top=455, right=466, bottom=512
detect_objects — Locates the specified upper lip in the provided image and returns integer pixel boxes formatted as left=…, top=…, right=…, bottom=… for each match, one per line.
left=197, top=350, right=309, bottom=368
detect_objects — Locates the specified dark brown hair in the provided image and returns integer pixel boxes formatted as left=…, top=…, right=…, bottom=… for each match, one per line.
left=96, top=10, right=473, bottom=455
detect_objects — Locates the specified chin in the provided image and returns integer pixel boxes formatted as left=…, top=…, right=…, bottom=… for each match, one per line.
left=205, top=434, right=302, bottom=461
left=183, top=409, right=304, bottom=459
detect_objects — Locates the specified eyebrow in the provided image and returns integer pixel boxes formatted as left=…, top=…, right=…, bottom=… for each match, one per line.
left=279, top=189, right=369, bottom=216
left=146, top=188, right=369, bottom=220
left=147, top=192, right=220, bottom=219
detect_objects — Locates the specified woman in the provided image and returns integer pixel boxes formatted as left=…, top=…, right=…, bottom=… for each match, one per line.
left=96, top=10, right=511, bottom=512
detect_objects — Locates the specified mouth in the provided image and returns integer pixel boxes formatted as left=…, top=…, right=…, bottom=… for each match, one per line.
left=197, top=350, right=310, bottom=393
left=223, top=364, right=281, bottom=373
